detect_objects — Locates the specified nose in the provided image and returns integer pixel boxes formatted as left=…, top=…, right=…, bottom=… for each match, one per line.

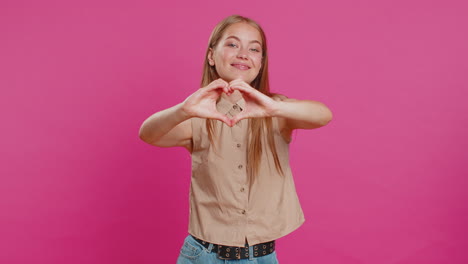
left=237, top=48, right=248, bottom=59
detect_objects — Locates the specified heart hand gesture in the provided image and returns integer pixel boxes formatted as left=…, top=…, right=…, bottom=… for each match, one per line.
left=228, top=79, right=278, bottom=125
left=182, top=78, right=234, bottom=127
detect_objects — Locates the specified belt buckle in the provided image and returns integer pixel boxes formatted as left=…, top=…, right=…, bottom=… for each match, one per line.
left=216, top=245, right=242, bottom=260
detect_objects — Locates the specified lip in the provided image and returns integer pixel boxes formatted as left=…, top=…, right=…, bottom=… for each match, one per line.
left=231, top=63, right=251, bottom=70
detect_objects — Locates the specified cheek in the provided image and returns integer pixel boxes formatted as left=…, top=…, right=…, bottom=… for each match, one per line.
left=252, top=56, right=263, bottom=69
left=217, top=49, right=235, bottom=62
left=215, top=57, right=229, bottom=69
left=224, top=53, right=238, bottom=64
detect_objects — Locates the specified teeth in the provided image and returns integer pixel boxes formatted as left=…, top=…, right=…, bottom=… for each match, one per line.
left=233, top=64, right=249, bottom=69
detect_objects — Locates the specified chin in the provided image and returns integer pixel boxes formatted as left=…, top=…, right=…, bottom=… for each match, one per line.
left=218, top=73, right=255, bottom=84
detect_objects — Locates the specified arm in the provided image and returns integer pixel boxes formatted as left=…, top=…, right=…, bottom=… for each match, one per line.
left=138, top=79, right=232, bottom=152
left=227, top=79, right=333, bottom=131
left=138, top=102, right=193, bottom=151
left=271, top=93, right=333, bottom=130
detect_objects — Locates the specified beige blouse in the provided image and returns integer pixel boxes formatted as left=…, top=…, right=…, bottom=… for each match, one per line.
left=188, top=95, right=305, bottom=247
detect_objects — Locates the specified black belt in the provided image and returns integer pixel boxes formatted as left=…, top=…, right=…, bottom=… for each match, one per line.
left=191, top=235, right=275, bottom=260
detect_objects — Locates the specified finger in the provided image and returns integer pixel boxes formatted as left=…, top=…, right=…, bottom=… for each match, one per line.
left=217, top=79, right=229, bottom=89
left=221, top=84, right=231, bottom=95
left=229, top=83, right=255, bottom=95
left=217, top=78, right=229, bottom=90
left=212, top=113, right=233, bottom=127
left=228, top=80, right=243, bottom=90
left=231, top=84, right=271, bottom=104
left=206, top=79, right=228, bottom=92
left=231, top=112, right=248, bottom=126
left=227, top=85, right=234, bottom=95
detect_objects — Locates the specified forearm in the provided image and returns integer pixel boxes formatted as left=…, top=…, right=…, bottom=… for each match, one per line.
left=272, top=100, right=333, bottom=129
left=138, top=102, right=190, bottom=143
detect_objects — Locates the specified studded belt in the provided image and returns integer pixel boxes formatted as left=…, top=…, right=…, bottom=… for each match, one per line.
left=191, top=235, right=275, bottom=260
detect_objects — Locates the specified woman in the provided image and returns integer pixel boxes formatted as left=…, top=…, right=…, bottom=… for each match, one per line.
left=139, top=15, right=333, bottom=263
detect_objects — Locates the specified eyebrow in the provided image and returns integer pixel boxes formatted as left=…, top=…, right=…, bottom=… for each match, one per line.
left=225, top=35, right=262, bottom=46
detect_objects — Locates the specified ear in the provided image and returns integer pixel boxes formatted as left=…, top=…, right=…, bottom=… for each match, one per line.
left=207, top=48, right=215, bottom=66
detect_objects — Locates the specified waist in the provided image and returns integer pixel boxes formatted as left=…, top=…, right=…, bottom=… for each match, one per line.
left=191, top=235, right=275, bottom=260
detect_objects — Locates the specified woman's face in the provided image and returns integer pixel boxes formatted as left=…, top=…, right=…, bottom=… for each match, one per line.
left=208, top=22, right=263, bottom=84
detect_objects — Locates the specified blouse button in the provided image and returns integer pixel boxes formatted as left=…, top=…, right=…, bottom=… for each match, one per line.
left=238, top=164, right=243, bottom=169
left=240, top=187, right=245, bottom=192
left=233, top=105, right=238, bottom=109
left=241, top=210, right=246, bottom=214
left=237, top=143, right=241, bottom=148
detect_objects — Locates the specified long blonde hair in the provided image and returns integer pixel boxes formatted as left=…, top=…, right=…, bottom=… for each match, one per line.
left=201, top=15, right=284, bottom=181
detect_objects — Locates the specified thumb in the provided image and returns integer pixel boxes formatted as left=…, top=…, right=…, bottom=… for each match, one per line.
left=231, top=112, right=248, bottom=126
left=212, top=113, right=234, bottom=127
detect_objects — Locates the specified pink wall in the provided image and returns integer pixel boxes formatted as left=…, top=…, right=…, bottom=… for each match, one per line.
left=1, top=1, right=467, bottom=263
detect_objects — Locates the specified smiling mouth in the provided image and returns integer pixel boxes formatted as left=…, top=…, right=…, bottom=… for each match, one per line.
left=231, top=64, right=250, bottom=70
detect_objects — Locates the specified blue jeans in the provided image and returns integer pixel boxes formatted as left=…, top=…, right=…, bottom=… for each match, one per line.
left=176, top=234, right=280, bottom=264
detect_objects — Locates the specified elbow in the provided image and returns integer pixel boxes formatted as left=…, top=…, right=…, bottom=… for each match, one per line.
left=139, top=132, right=160, bottom=146
left=139, top=132, right=149, bottom=143
left=317, top=104, right=333, bottom=127
left=139, top=127, right=164, bottom=146
left=138, top=125, right=147, bottom=142
left=323, top=109, right=333, bottom=125
left=139, top=132, right=150, bottom=144
left=138, top=126, right=154, bottom=144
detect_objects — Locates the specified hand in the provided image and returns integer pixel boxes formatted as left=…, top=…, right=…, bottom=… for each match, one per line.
left=228, top=79, right=278, bottom=126
left=182, top=79, right=234, bottom=127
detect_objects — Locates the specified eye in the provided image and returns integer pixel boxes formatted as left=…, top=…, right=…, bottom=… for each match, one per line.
left=227, top=43, right=238, bottom=48
left=250, top=48, right=260, bottom=52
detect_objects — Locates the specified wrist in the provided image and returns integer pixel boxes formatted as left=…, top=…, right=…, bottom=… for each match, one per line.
left=268, top=100, right=285, bottom=117
left=177, top=102, right=193, bottom=120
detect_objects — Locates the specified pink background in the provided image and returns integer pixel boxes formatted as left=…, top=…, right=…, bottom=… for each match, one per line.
left=1, top=0, right=467, bottom=263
